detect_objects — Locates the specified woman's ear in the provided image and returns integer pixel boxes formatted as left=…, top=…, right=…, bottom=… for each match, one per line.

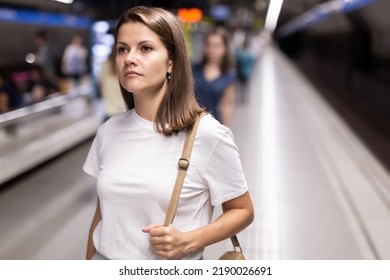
left=168, top=59, right=173, bottom=74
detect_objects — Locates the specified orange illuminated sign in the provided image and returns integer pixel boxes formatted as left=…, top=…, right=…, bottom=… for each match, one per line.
left=178, top=8, right=203, bottom=23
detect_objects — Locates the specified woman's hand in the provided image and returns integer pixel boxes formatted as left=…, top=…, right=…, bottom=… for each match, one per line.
left=142, top=192, right=254, bottom=260
left=142, top=224, right=195, bottom=259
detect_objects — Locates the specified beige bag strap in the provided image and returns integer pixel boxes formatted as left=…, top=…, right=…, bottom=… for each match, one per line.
left=164, top=112, right=243, bottom=252
left=164, top=112, right=207, bottom=226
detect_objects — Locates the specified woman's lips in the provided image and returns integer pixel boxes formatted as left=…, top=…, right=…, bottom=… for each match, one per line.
left=124, top=70, right=141, bottom=78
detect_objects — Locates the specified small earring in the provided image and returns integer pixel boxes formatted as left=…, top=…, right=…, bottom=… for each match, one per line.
left=167, top=73, right=171, bottom=80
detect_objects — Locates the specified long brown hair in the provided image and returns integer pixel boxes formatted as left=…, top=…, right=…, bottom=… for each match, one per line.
left=200, top=28, right=235, bottom=74
left=114, top=6, right=203, bottom=136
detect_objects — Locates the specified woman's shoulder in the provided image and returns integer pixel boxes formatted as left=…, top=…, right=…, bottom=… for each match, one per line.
left=106, top=110, right=131, bottom=123
left=97, top=110, right=132, bottom=132
left=191, top=61, right=201, bottom=68
left=227, top=68, right=237, bottom=79
left=197, top=113, right=231, bottom=142
left=191, top=62, right=202, bottom=73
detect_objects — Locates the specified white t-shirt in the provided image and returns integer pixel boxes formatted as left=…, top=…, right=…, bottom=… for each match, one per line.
left=83, top=109, right=248, bottom=260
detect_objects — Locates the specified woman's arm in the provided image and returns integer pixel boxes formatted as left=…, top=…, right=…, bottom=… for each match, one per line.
left=143, top=191, right=254, bottom=259
left=189, top=191, right=254, bottom=250
left=86, top=198, right=102, bottom=260
left=219, top=83, right=235, bottom=127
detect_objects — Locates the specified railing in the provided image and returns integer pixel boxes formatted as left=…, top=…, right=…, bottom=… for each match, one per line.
left=0, top=85, right=94, bottom=129
left=0, top=84, right=99, bottom=185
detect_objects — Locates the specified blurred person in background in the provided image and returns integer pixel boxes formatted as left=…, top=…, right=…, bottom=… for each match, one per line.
left=34, top=30, right=56, bottom=79
left=62, top=35, right=88, bottom=85
left=0, top=69, right=23, bottom=113
left=235, top=33, right=257, bottom=103
left=99, top=45, right=126, bottom=121
left=192, top=28, right=236, bottom=127
left=232, top=26, right=246, bottom=53
left=26, top=65, right=59, bottom=103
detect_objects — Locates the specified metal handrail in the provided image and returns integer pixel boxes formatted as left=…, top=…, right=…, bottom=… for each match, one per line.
left=0, top=93, right=91, bottom=128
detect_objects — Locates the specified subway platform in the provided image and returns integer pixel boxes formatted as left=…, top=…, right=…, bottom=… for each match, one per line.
left=0, top=45, right=389, bottom=260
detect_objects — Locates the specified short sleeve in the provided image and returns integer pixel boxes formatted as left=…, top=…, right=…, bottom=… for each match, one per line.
left=203, top=128, right=248, bottom=206
left=83, top=123, right=105, bottom=177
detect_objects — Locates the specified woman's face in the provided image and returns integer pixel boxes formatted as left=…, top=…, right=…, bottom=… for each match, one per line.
left=116, top=22, right=172, bottom=96
left=205, top=34, right=226, bottom=64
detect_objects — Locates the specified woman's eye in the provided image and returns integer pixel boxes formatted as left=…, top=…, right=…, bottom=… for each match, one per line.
left=117, top=47, right=127, bottom=54
left=141, top=46, right=152, bottom=52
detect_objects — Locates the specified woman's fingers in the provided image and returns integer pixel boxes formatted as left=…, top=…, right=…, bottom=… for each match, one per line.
left=149, top=235, right=164, bottom=245
left=144, top=224, right=185, bottom=259
left=141, top=223, right=162, bottom=233
left=149, top=224, right=172, bottom=237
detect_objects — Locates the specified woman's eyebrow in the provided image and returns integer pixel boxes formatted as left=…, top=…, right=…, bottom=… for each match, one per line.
left=116, top=41, right=155, bottom=46
left=138, top=40, right=154, bottom=45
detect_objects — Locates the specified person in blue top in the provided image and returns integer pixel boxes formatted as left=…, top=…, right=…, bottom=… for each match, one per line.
left=193, top=28, right=236, bottom=127
left=235, top=33, right=257, bottom=103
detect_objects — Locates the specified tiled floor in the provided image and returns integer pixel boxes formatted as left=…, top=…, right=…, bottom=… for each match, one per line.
left=1, top=45, right=389, bottom=260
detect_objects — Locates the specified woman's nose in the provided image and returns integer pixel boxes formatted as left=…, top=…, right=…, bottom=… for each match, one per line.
left=124, top=50, right=138, bottom=65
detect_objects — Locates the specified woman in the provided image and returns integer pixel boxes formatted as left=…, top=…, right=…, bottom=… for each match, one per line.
left=193, top=28, right=236, bottom=127
left=84, top=6, right=253, bottom=260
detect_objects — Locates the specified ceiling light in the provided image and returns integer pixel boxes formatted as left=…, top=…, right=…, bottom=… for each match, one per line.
left=52, top=0, right=74, bottom=4
left=264, top=0, right=284, bottom=33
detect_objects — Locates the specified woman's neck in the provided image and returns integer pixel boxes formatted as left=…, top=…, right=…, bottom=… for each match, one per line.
left=205, top=60, right=221, bottom=68
left=133, top=84, right=167, bottom=122
left=203, top=62, right=222, bottom=81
